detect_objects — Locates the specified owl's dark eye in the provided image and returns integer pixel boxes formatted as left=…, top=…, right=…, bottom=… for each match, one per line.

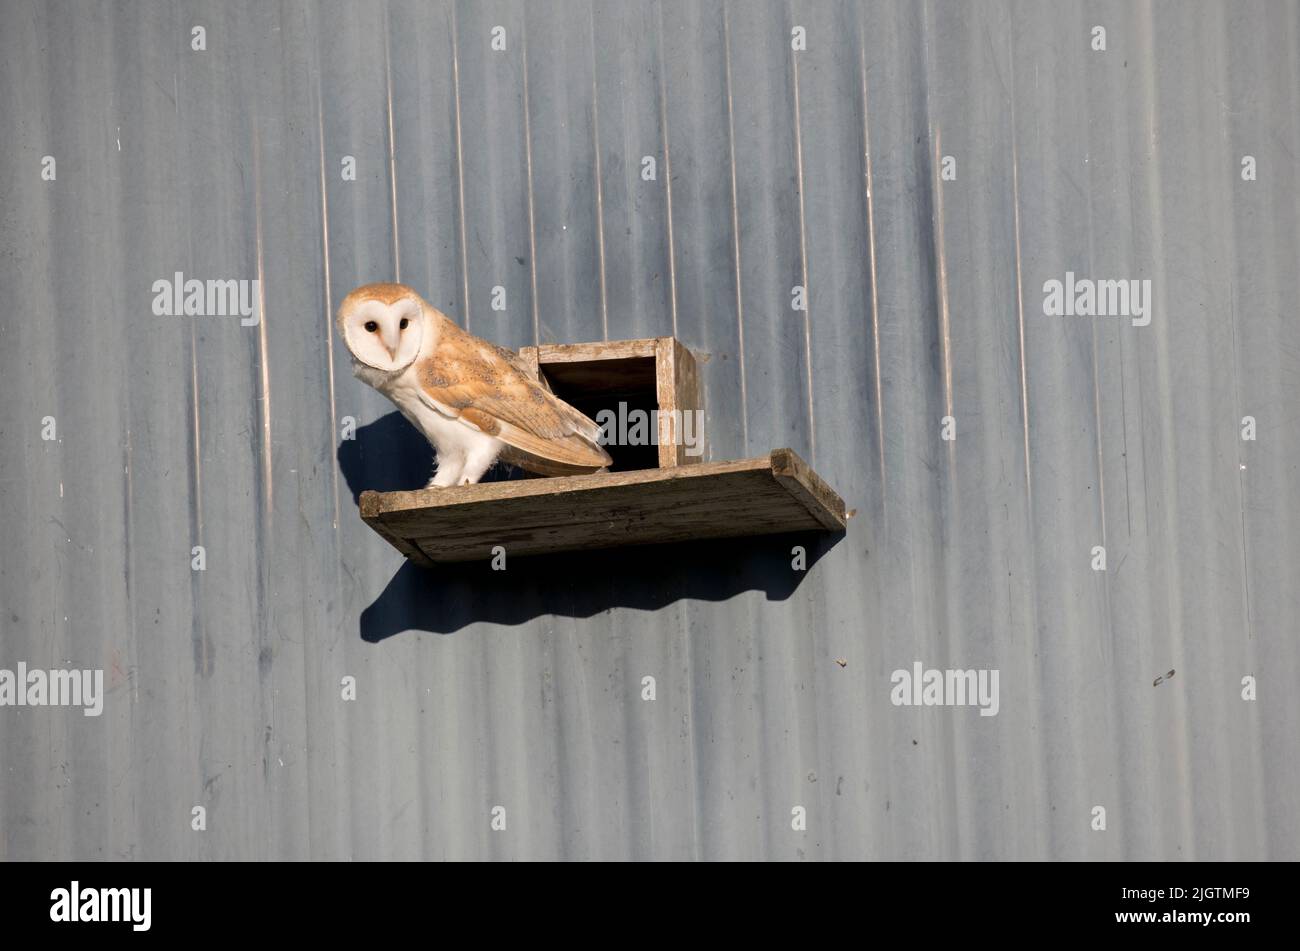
left=364, top=320, right=378, bottom=333
left=399, top=317, right=409, bottom=330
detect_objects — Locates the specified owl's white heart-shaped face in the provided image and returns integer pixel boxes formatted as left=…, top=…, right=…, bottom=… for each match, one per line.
left=338, top=289, right=425, bottom=372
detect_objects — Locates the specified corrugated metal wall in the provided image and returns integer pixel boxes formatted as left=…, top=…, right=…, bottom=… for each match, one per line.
left=1, top=0, right=1297, bottom=860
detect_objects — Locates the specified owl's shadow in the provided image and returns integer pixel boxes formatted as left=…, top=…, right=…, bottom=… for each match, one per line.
left=336, top=410, right=520, bottom=501
left=338, top=412, right=839, bottom=639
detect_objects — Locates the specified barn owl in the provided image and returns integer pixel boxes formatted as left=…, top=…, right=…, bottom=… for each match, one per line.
left=337, top=282, right=612, bottom=486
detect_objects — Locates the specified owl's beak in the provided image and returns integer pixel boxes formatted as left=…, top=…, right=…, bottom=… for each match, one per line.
left=381, top=323, right=401, bottom=359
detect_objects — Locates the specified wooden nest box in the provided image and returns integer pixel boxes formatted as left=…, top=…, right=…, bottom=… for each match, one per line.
left=360, top=337, right=847, bottom=565
left=517, top=337, right=702, bottom=472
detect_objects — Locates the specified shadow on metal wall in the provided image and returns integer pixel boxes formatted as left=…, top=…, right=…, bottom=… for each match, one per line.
left=337, top=414, right=841, bottom=639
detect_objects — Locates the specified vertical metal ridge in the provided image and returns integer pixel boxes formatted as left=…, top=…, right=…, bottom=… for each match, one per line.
left=721, top=1, right=749, bottom=455
left=1008, top=51, right=1033, bottom=515
left=1005, top=23, right=1048, bottom=860
left=383, top=5, right=401, bottom=282
left=187, top=324, right=204, bottom=542
left=588, top=3, right=610, bottom=341
left=857, top=8, right=886, bottom=510
left=930, top=125, right=954, bottom=429
left=790, top=37, right=815, bottom=465
left=449, top=1, right=471, bottom=330
left=316, top=85, right=340, bottom=534
left=251, top=120, right=273, bottom=516
left=1089, top=324, right=1108, bottom=552
left=1136, top=0, right=1196, bottom=856
left=522, top=19, right=541, bottom=347
left=656, top=2, right=679, bottom=340
left=187, top=316, right=207, bottom=685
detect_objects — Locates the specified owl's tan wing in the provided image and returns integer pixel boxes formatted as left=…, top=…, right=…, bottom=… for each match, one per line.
left=415, top=321, right=612, bottom=474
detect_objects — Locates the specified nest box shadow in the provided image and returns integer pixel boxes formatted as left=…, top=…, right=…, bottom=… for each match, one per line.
left=337, top=412, right=841, bottom=640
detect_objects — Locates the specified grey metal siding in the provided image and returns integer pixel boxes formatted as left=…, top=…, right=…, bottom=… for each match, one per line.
left=0, top=0, right=1296, bottom=860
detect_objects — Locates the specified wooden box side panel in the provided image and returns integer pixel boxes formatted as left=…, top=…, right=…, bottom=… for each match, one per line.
left=654, top=337, right=703, bottom=468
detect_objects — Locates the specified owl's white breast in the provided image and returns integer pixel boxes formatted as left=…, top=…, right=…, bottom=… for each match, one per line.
left=379, top=363, right=499, bottom=462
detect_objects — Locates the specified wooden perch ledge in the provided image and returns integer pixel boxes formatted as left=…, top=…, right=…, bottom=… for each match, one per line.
left=360, top=448, right=847, bottom=566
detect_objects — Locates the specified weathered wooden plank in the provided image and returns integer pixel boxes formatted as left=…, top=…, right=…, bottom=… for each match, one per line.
left=534, top=354, right=656, bottom=395
left=673, top=337, right=703, bottom=463
left=655, top=337, right=703, bottom=467
left=365, top=518, right=438, bottom=570
left=771, top=448, right=848, bottom=531
left=362, top=455, right=767, bottom=515
left=530, top=338, right=659, bottom=364
left=360, top=449, right=845, bottom=563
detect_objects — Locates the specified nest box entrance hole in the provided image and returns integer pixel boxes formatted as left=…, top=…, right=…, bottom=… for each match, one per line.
left=517, top=338, right=703, bottom=473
